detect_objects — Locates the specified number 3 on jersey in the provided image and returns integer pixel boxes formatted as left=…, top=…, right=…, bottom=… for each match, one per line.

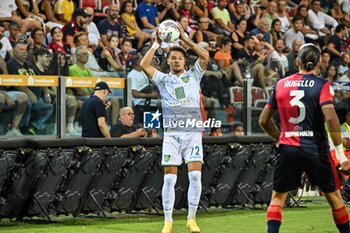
left=289, top=90, right=306, bottom=124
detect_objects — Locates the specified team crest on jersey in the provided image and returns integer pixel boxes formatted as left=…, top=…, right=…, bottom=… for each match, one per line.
left=181, top=76, right=189, bottom=83
left=164, top=154, right=171, bottom=162
left=174, top=87, right=185, bottom=99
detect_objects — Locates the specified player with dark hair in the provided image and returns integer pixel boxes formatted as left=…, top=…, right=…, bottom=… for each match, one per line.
left=140, top=24, right=209, bottom=233
left=259, top=43, right=350, bottom=233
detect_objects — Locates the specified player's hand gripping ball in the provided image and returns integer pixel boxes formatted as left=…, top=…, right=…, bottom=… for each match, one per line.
left=157, top=20, right=180, bottom=43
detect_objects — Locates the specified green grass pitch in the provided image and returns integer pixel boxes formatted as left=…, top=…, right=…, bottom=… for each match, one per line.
left=0, top=198, right=345, bottom=233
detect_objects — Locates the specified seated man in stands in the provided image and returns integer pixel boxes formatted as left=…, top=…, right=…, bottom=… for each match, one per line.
left=97, top=4, right=123, bottom=47
left=0, top=23, right=13, bottom=60
left=110, top=107, right=147, bottom=138
left=7, top=43, right=54, bottom=135
left=62, top=8, right=88, bottom=49
left=0, top=58, right=29, bottom=136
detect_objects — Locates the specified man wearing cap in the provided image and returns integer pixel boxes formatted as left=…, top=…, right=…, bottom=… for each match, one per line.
left=81, top=81, right=112, bottom=138
left=62, top=8, right=88, bottom=48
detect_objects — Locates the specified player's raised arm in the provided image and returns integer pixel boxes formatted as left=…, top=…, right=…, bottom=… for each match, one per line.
left=177, top=23, right=209, bottom=70
left=140, top=29, right=161, bottom=79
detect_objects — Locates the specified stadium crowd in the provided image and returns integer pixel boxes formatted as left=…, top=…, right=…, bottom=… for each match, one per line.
left=0, top=0, right=349, bottom=137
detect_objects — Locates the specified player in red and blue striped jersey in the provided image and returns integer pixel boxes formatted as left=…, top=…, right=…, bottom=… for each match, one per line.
left=259, top=43, right=350, bottom=233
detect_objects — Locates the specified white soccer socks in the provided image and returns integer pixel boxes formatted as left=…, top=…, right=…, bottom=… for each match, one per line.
left=162, top=174, right=177, bottom=222
left=187, top=171, right=202, bottom=220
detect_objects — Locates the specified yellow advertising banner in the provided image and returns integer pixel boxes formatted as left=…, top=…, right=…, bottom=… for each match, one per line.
left=65, top=77, right=125, bottom=89
left=0, top=75, right=58, bottom=87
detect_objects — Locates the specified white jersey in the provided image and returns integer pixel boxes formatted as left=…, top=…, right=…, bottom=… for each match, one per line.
left=151, top=60, right=205, bottom=131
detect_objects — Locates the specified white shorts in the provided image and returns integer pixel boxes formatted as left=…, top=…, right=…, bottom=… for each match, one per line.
left=162, top=132, right=203, bottom=166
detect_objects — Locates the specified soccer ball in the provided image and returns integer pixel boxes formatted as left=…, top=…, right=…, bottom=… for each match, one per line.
left=157, top=20, right=180, bottom=43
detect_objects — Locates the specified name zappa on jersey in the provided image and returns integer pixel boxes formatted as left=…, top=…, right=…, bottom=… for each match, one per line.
left=284, top=79, right=315, bottom=87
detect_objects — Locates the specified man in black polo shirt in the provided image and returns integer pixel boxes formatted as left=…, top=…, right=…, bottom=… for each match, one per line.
left=110, top=107, right=147, bottom=138
left=81, top=81, right=111, bottom=138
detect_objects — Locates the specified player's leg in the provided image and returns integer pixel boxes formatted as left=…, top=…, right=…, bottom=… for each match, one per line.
left=267, top=145, right=303, bottom=233
left=162, top=166, right=178, bottom=233
left=324, top=191, right=350, bottom=233
left=267, top=191, right=288, bottom=233
left=315, top=152, right=350, bottom=233
left=183, top=132, right=203, bottom=232
left=161, top=133, right=181, bottom=233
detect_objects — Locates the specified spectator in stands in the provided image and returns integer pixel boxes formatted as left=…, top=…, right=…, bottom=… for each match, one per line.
left=47, top=26, right=71, bottom=54
left=194, top=16, right=219, bottom=46
left=250, top=17, right=273, bottom=44
left=308, top=0, right=338, bottom=46
left=230, top=19, right=247, bottom=56
left=210, top=127, right=223, bottom=136
left=32, top=48, right=52, bottom=76
left=8, top=22, right=21, bottom=48
left=283, top=16, right=305, bottom=52
left=328, top=24, right=348, bottom=66
left=339, top=67, right=350, bottom=82
left=275, top=0, right=291, bottom=33
left=156, top=0, right=181, bottom=21
left=7, top=43, right=54, bottom=135
left=231, top=122, right=244, bottom=136
left=324, top=64, right=338, bottom=81
left=270, top=19, right=283, bottom=45
left=286, top=39, right=302, bottom=75
left=62, top=8, right=88, bottom=49
left=235, top=35, right=270, bottom=89
left=268, top=39, right=289, bottom=78
left=0, top=0, right=42, bottom=34
left=39, top=0, right=65, bottom=29
left=320, top=49, right=331, bottom=75
left=246, top=5, right=265, bottom=32
left=136, top=0, right=159, bottom=33
left=97, top=4, right=123, bottom=47
left=30, top=28, right=46, bottom=49
left=54, top=0, right=75, bottom=23
left=85, top=7, right=101, bottom=51
left=0, top=58, right=28, bottom=136
left=81, top=81, right=112, bottom=138
left=338, top=53, right=350, bottom=76
left=229, top=0, right=249, bottom=24
left=47, top=53, right=80, bottom=135
left=99, top=35, right=124, bottom=72
left=110, top=107, right=147, bottom=138
left=214, top=37, right=243, bottom=86
left=210, top=0, right=234, bottom=36
left=120, top=0, right=152, bottom=50
left=127, top=55, right=160, bottom=126
left=265, top=0, right=277, bottom=29
left=0, top=23, right=13, bottom=59
left=146, top=128, right=160, bottom=138
left=178, top=0, right=200, bottom=31
left=69, top=46, right=92, bottom=99
left=294, top=4, right=319, bottom=43
left=118, top=39, right=133, bottom=71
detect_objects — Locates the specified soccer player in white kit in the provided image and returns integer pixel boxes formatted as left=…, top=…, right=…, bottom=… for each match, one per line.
left=140, top=24, right=209, bottom=233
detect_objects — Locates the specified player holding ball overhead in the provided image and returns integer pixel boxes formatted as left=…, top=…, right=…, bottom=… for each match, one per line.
left=140, top=22, right=209, bottom=233
left=259, top=43, right=350, bottom=233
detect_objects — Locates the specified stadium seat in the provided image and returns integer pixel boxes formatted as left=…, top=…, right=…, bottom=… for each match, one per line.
left=80, top=0, right=98, bottom=9
left=251, top=87, right=265, bottom=104
left=229, top=86, right=244, bottom=104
